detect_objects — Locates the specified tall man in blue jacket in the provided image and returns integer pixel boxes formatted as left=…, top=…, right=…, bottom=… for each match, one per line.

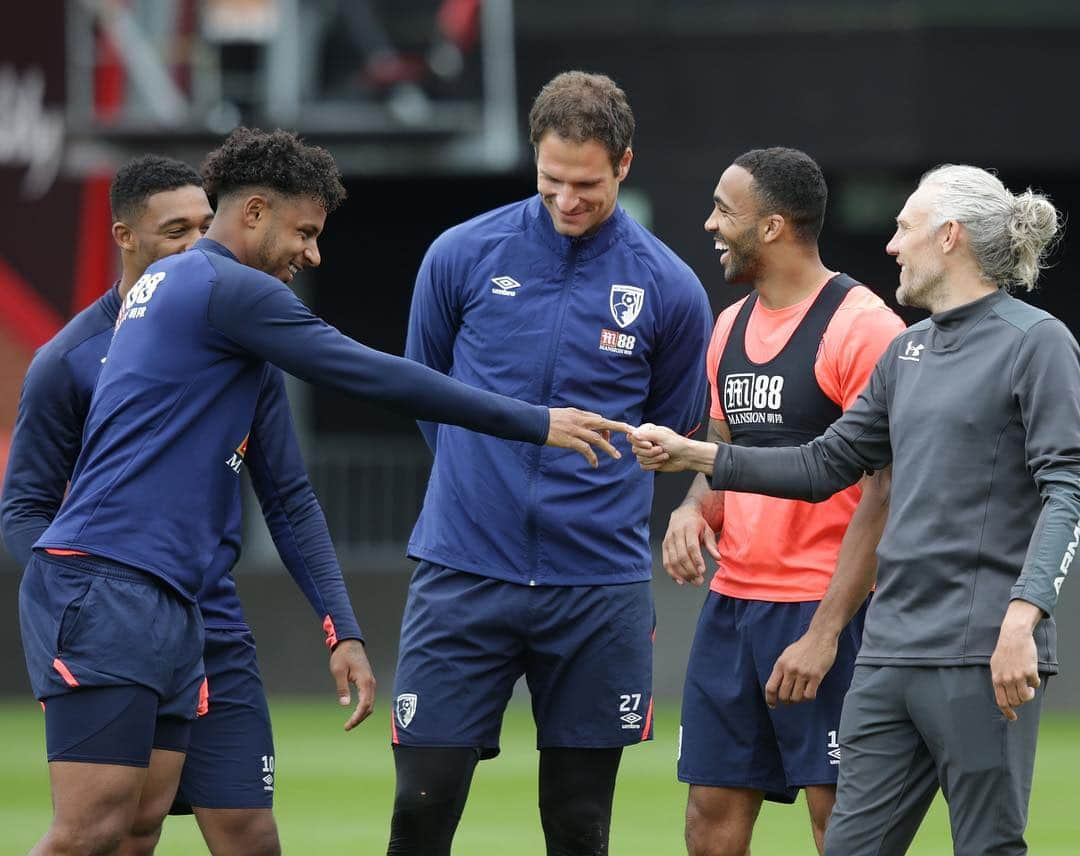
left=1, top=154, right=372, bottom=855
left=16, top=128, right=626, bottom=856
left=391, top=71, right=713, bottom=855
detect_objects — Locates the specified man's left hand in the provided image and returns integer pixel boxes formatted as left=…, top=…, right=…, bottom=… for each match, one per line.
left=990, top=600, right=1044, bottom=722
left=329, top=638, right=377, bottom=731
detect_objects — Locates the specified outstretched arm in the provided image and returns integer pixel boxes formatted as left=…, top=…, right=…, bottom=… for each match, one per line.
left=208, top=273, right=628, bottom=466
left=631, top=360, right=894, bottom=501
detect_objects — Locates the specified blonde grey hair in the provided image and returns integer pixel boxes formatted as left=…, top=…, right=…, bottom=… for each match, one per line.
left=919, top=164, right=1061, bottom=291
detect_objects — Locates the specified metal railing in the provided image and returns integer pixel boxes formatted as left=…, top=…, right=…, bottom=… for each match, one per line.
left=302, top=434, right=433, bottom=567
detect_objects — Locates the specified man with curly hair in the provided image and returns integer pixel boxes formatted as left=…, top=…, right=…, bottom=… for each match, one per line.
left=17, top=127, right=627, bottom=855
left=5, top=152, right=381, bottom=854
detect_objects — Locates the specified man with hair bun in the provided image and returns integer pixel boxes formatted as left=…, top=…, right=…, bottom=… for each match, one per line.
left=630, top=164, right=1079, bottom=854
left=390, top=70, right=711, bottom=855
left=16, top=127, right=628, bottom=855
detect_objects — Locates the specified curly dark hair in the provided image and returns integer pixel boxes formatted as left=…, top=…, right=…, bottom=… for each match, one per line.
left=109, top=154, right=203, bottom=222
left=200, top=127, right=346, bottom=212
left=528, top=71, right=634, bottom=173
left=733, top=147, right=827, bottom=243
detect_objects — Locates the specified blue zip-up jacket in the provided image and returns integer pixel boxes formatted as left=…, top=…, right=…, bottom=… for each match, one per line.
left=35, top=239, right=550, bottom=602
left=1, top=283, right=363, bottom=642
left=406, top=197, right=712, bottom=585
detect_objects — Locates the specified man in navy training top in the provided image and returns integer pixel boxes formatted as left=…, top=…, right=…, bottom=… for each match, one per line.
left=391, top=71, right=713, bottom=856
left=16, top=127, right=628, bottom=856
left=2, top=154, right=372, bottom=854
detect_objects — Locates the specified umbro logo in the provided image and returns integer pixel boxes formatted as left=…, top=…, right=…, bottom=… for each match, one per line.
left=491, top=276, right=522, bottom=296
left=620, top=712, right=642, bottom=726
left=898, top=341, right=925, bottom=362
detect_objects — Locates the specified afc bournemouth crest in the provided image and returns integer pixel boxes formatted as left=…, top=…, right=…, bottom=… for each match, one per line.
left=395, top=693, right=418, bottom=728
left=609, top=284, right=644, bottom=328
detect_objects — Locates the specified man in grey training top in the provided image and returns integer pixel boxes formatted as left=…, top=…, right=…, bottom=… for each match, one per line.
left=629, top=164, right=1079, bottom=854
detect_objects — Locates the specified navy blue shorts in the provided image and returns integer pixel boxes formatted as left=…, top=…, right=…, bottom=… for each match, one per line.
left=172, top=628, right=275, bottom=812
left=678, top=592, right=868, bottom=803
left=19, top=552, right=204, bottom=766
left=392, top=563, right=655, bottom=759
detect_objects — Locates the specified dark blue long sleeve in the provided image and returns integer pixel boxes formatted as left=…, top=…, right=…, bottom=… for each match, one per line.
left=642, top=274, right=713, bottom=435
left=207, top=265, right=549, bottom=446
left=1, top=351, right=84, bottom=567
left=245, top=367, right=363, bottom=644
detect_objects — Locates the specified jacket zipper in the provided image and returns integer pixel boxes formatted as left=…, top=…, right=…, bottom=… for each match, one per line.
left=523, top=240, right=579, bottom=584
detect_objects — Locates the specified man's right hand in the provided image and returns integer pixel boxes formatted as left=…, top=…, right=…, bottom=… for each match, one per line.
left=663, top=505, right=720, bottom=587
left=764, top=631, right=839, bottom=708
left=546, top=408, right=633, bottom=468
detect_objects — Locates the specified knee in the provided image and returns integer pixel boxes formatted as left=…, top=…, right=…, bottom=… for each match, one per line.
left=685, top=793, right=752, bottom=856
left=122, top=806, right=167, bottom=854
left=46, top=815, right=131, bottom=855
left=205, top=811, right=281, bottom=856
left=538, top=789, right=610, bottom=856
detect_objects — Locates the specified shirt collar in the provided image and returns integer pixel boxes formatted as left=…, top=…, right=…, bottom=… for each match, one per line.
left=528, top=195, right=626, bottom=261
left=194, top=237, right=241, bottom=262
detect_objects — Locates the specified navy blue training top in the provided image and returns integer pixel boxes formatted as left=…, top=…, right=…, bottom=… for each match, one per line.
left=1, top=282, right=363, bottom=641
left=35, top=239, right=548, bottom=602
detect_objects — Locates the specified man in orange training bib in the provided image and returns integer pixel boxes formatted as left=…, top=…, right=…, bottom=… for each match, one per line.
left=666, top=147, right=904, bottom=855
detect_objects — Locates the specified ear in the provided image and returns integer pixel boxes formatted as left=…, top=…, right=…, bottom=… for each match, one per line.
left=241, top=194, right=269, bottom=229
left=112, top=221, right=136, bottom=252
left=616, top=148, right=633, bottom=182
left=760, top=213, right=786, bottom=244
left=940, top=219, right=962, bottom=254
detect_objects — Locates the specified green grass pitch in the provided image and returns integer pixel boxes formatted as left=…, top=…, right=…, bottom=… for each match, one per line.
left=2, top=699, right=1077, bottom=854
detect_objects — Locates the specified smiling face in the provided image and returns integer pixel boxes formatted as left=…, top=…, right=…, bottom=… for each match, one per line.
left=886, top=183, right=947, bottom=309
left=122, top=184, right=214, bottom=273
left=536, top=132, right=631, bottom=238
left=249, top=194, right=327, bottom=283
left=704, top=164, right=766, bottom=285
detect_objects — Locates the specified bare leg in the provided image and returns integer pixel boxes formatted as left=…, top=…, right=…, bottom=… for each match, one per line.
left=116, top=749, right=187, bottom=855
left=684, top=785, right=763, bottom=856
left=31, top=761, right=147, bottom=855
left=195, top=808, right=281, bottom=856
left=803, top=785, right=837, bottom=855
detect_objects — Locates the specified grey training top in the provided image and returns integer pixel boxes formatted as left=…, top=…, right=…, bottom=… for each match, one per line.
left=711, top=289, right=1080, bottom=672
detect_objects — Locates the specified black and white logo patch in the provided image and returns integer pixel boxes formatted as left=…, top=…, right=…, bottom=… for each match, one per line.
left=898, top=341, right=925, bottom=362
left=491, top=276, right=522, bottom=296
left=396, top=693, right=418, bottom=728
left=610, top=284, right=644, bottom=328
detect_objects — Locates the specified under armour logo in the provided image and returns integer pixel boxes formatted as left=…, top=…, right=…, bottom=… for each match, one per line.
left=898, top=341, right=925, bottom=362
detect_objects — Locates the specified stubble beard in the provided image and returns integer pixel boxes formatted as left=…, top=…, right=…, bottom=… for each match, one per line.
left=897, top=265, right=947, bottom=311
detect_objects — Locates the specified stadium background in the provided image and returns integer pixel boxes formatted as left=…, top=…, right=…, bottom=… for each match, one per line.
left=1, top=2, right=1078, bottom=852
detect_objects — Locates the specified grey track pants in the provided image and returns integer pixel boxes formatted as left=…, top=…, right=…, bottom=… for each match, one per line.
left=824, top=665, right=1045, bottom=856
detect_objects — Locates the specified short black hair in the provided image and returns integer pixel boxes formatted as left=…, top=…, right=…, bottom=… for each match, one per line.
left=109, top=154, right=203, bottom=222
left=200, top=127, right=346, bottom=212
left=733, top=147, right=827, bottom=243
left=529, top=71, right=634, bottom=173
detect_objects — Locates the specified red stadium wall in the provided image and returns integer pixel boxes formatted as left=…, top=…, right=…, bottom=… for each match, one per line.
left=0, top=4, right=117, bottom=487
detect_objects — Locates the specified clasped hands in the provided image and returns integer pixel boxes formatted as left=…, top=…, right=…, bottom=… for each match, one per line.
left=625, top=423, right=718, bottom=474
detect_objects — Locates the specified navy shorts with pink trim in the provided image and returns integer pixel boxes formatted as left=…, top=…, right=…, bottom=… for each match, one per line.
left=18, top=551, right=204, bottom=765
